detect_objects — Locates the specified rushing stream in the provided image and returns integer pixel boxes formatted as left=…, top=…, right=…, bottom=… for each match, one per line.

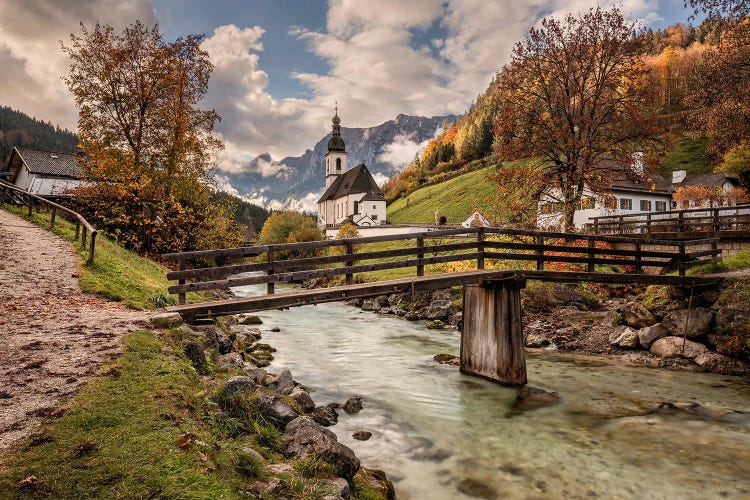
left=233, top=283, right=750, bottom=499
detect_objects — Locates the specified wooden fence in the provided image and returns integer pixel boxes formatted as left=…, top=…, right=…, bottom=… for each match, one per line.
left=0, top=181, right=98, bottom=262
left=587, top=203, right=750, bottom=235
left=162, top=227, right=721, bottom=305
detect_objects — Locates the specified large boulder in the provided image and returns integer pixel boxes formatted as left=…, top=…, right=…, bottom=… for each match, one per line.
left=282, top=416, right=360, bottom=481
left=256, top=394, right=299, bottom=428
left=637, top=323, right=670, bottom=349
left=649, top=336, right=709, bottom=359
left=621, top=302, right=656, bottom=328
left=662, top=308, right=713, bottom=338
left=218, top=353, right=246, bottom=370
left=223, top=376, right=257, bottom=399
left=342, top=396, right=363, bottom=415
left=511, top=386, right=561, bottom=413
left=712, top=302, right=750, bottom=359
left=608, top=326, right=640, bottom=349
left=216, top=335, right=234, bottom=355
left=268, top=369, right=295, bottom=394
left=361, top=298, right=381, bottom=311
left=182, top=341, right=207, bottom=369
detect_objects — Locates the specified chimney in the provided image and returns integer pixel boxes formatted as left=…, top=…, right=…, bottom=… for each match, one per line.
left=672, top=169, right=687, bottom=184
left=631, top=152, right=644, bottom=179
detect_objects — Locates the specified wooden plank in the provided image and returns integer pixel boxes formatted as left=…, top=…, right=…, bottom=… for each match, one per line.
left=483, top=241, right=681, bottom=259
left=483, top=251, right=669, bottom=268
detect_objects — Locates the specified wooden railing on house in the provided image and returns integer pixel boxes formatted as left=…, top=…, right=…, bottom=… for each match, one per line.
left=0, top=180, right=98, bottom=262
left=586, top=203, right=750, bottom=235
left=162, top=227, right=721, bottom=307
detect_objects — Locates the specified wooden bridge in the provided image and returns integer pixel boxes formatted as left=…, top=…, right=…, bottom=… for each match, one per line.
left=163, top=227, right=722, bottom=386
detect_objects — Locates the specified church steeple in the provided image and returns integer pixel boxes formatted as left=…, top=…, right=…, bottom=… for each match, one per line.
left=325, top=103, right=348, bottom=188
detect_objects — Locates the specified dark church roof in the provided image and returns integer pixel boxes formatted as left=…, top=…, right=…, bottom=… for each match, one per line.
left=327, top=134, right=346, bottom=152
left=11, top=147, right=81, bottom=178
left=317, top=163, right=385, bottom=203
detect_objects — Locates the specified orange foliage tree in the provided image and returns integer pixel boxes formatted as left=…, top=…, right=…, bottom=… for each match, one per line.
left=62, top=21, right=241, bottom=254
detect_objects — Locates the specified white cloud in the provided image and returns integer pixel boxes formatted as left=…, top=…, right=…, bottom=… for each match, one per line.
left=0, top=0, right=156, bottom=130
left=286, top=192, right=321, bottom=213
left=372, top=172, right=390, bottom=188
left=378, top=134, right=430, bottom=170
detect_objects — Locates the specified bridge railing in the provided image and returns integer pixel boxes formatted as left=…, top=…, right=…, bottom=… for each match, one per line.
left=162, top=227, right=720, bottom=305
left=0, top=180, right=98, bottom=262
left=586, top=203, right=750, bottom=235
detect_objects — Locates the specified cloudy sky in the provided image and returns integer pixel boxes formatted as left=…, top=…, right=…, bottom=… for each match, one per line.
left=0, top=0, right=696, bottom=168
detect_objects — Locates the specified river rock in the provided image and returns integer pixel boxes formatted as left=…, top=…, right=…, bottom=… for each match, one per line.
left=620, top=302, right=656, bottom=328
left=217, top=353, right=245, bottom=370
left=216, top=335, right=233, bottom=355
left=423, top=300, right=455, bottom=320
left=511, top=386, right=561, bottom=413
left=239, top=314, right=263, bottom=325
left=361, top=298, right=381, bottom=311
left=608, top=326, right=640, bottom=348
left=433, top=353, right=459, bottom=365
left=223, top=376, right=257, bottom=399
left=342, top=396, right=363, bottom=415
left=448, top=311, right=462, bottom=329
left=694, top=351, right=749, bottom=375
left=270, top=326, right=281, bottom=332
left=410, top=447, right=452, bottom=462
left=352, top=430, right=372, bottom=441
left=325, top=478, right=350, bottom=499
left=412, top=291, right=433, bottom=309
left=404, top=311, right=420, bottom=321
left=256, top=394, right=299, bottom=428
left=244, top=367, right=268, bottom=385
left=649, top=336, right=709, bottom=359
left=312, top=405, right=339, bottom=426
left=149, top=312, right=183, bottom=329
left=251, top=478, right=288, bottom=497
left=290, top=386, right=316, bottom=413
left=456, top=478, right=498, bottom=500
left=662, top=308, right=713, bottom=338
left=182, top=341, right=206, bottom=369
left=282, top=416, right=360, bottom=481
left=637, top=323, right=670, bottom=349
left=387, top=293, right=404, bottom=306
left=268, top=368, right=295, bottom=394
left=241, top=446, right=266, bottom=462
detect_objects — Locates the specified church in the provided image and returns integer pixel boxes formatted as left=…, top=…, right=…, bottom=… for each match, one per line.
left=317, top=109, right=387, bottom=229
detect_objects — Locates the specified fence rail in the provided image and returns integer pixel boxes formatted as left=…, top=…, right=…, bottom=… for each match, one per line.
left=0, top=180, right=98, bottom=262
left=587, top=203, right=750, bottom=234
left=163, top=227, right=720, bottom=306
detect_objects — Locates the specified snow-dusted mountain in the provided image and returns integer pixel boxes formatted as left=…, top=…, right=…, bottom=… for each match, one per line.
left=215, top=113, right=455, bottom=211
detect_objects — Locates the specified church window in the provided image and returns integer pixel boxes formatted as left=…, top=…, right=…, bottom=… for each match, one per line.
left=336, top=158, right=342, bottom=171
left=372, top=214, right=378, bottom=220
left=373, top=205, right=376, bottom=209
left=353, top=201, right=359, bottom=214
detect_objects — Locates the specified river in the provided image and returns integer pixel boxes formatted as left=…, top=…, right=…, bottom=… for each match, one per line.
left=233, top=283, right=750, bottom=499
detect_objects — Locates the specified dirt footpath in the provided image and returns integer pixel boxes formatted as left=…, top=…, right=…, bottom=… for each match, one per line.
left=0, top=209, right=150, bottom=449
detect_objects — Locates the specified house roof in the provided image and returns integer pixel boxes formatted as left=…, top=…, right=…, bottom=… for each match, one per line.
left=611, top=172, right=674, bottom=195
left=676, top=172, right=738, bottom=188
left=318, top=163, right=384, bottom=203
left=360, top=191, right=385, bottom=202
left=12, top=147, right=82, bottom=179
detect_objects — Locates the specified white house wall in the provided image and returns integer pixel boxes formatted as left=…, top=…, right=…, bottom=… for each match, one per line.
left=14, top=165, right=33, bottom=191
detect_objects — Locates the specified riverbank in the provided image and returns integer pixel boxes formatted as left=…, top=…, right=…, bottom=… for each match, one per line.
left=342, top=278, right=750, bottom=378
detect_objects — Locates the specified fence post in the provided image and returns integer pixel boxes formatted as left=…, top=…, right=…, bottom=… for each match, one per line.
left=618, top=216, right=624, bottom=234
left=593, top=218, right=599, bottom=233
left=477, top=228, right=485, bottom=270
left=711, top=239, right=719, bottom=264
left=713, top=208, right=720, bottom=232
left=646, top=213, right=652, bottom=233
left=345, top=241, right=354, bottom=285
left=27, top=195, right=33, bottom=217
left=587, top=237, right=595, bottom=272
left=678, top=242, right=686, bottom=277
left=50, top=207, right=57, bottom=228
left=88, top=231, right=96, bottom=263
left=416, top=237, right=425, bottom=277
left=634, top=242, right=642, bottom=274
left=678, top=211, right=685, bottom=232
left=267, top=247, right=275, bottom=295
left=178, top=258, right=187, bottom=305
left=81, top=225, right=88, bottom=249
left=75, top=221, right=80, bottom=240
left=535, top=235, right=544, bottom=271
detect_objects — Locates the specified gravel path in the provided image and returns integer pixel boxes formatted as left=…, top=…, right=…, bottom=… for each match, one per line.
left=0, top=209, right=151, bottom=449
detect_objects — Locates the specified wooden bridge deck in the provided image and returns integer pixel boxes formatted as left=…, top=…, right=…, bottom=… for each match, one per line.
left=168, top=270, right=721, bottom=321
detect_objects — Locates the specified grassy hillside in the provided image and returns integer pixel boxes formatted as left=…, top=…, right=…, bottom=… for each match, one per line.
left=658, top=135, right=714, bottom=177
left=387, top=166, right=497, bottom=224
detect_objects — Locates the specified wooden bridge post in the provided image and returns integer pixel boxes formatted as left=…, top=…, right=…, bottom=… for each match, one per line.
left=678, top=212, right=685, bottom=232
left=713, top=208, right=720, bottom=232
left=178, top=258, right=187, bottom=305
left=416, top=237, right=424, bottom=277
left=460, top=276, right=527, bottom=386
left=345, top=241, right=354, bottom=285
left=646, top=213, right=652, bottom=233
left=27, top=195, right=33, bottom=217
left=678, top=242, right=686, bottom=277
left=477, top=228, right=485, bottom=270
left=267, top=247, right=275, bottom=295
left=535, top=235, right=544, bottom=271
left=587, top=237, right=595, bottom=272
left=634, top=242, right=642, bottom=274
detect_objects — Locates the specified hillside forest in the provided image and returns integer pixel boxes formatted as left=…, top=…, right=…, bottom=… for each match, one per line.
left=383, top=11, right=750, bottom=228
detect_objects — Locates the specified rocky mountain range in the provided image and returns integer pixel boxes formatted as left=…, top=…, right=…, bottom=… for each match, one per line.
left=216, top=113, right=455, bottom=210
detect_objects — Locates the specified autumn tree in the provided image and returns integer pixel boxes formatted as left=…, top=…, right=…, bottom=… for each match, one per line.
left=257, top=210, right=324, bottom=259
left=493, top=7, right=658, bottom=231
left=62, top=21, right=241, bottom=254
left=687, top=0, right=749, bottom=19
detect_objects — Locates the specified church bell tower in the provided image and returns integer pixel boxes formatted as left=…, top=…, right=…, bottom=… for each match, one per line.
left=325, top=104, right=348, bottom=188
